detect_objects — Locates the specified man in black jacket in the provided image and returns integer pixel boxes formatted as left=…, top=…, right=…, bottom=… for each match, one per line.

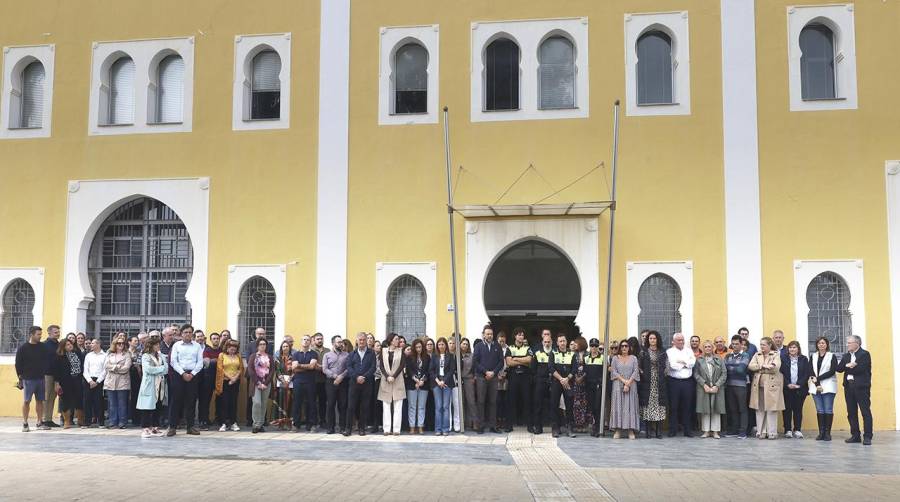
left=836, top=335, right=873, bottom=445
left=472, top=324, right=504, bottom=433
left=345, top=332, right=375, bottom=436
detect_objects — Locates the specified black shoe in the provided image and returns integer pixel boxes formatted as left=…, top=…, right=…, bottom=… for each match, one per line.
left=505, top=427, right=513, bottom=433
left=533, top=428, right=543, bottom=435
left=45, top=421, right=61, bottom=428
left=476, top=428, right=484, bottom=434
left=684, top=431, right=693, bottom=438
left=326, top=429, right=335, bottom=435
left=552, top=429, right=559, bottom=438
left=252, top=427, right=259, bottom=434
left=187, top=427, right=200, bottom=436
left=166, top=428, right=176, bottom=437
left=342, top=430, right=350, bottom=437
left=845, top=436, right=861, bottom=444
left=200, top=424, right=209, bottom=431
left=667, top=429, right=677, bottom=437
left=863, top=437, right=872, bottom=445
left=359, top=430, right=366, bottom=436
left=490, top=427, right=500, bottom=434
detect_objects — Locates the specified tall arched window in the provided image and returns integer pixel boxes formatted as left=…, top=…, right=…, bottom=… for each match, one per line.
left=19, top=61, right=45, bottom=128
left=386, top=275, right=426, bottom=341
left=237, top=276, right=276, bottom=352
left=806, top=271, right=851, bottom=355
left=637, top=273, right=682, bottom=348
left=394, top=43, right=428, bottom=114
left=156, top=54, right=184, bottom=124
left=799, top=23, right=836, bottom=100
left=484, top=38, right=520, bottom=111
left=108, top=56, right=135, bottom=125
left=636, top=30, right=674, bottom=105
left=539, top=36, right=575, bottom=109
left=86, top=197, right=193, bottom=344
left=250, top=50, right=281, bottom=120
left=1, top=279, right=35, bottom=354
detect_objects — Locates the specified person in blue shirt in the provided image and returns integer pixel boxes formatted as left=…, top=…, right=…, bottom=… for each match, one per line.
left=166, top=324, right=204, bottom=436
left=291, top=335, right=319, bottom=432
left=724, top=335, right=751, bottom=438
left=472, top=324, right=505, bottom=433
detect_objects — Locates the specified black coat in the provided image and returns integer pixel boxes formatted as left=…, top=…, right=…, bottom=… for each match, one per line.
left=638, top=349, right=668, bottom=407
left=779, top=354, right=813, bottom=389
left=837, top=348, right=872, bottom=387
left=429, top=353, right=457, bottom=388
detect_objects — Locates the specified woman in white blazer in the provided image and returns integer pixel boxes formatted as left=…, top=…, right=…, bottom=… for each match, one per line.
left=378, top=333, right=406, bottom=435
left=808, top=336, right=838, bottom=441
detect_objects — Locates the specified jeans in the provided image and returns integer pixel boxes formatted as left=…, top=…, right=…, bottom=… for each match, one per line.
left=251, top=385, right=269, bottom=427
left=107, top=389, right=129, bottom=427
left=407, top=389, right=428, bottom=428
left=382, top=399, right=403, bottom=434
left=812, top=392, right=836, bottom=414
left=433, top=386, right=452, bottom=433
left=725, top=385, right=748, bottom=435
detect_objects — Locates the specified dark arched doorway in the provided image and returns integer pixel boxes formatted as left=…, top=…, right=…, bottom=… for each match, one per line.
left=483, top=239, right=581, bottom=347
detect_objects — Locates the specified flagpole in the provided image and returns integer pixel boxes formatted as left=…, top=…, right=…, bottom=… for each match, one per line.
left=443, top=106, right=465, bottom=432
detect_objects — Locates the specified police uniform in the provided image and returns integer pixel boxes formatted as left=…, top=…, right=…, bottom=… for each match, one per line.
left=550, top=349, right=576, bottom=437
left=531, top=346, right=555, bottom=434
left=504, top=343, right=533, bottom=432
left=584, top=353, right=605, bottom=436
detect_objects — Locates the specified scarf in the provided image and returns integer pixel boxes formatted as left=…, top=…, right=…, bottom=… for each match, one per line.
left=255, top=353, right=271, bottom=382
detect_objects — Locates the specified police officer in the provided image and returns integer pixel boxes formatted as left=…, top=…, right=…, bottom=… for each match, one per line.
left=504, top=327, right=533, bottom=432
left=531, top=330, right=555, bottom=434
left=584, top=339, right=605, bottom=437
left=551, top=332, right=576, bottom=438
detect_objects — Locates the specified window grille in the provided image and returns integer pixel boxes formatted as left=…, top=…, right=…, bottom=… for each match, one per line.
left=484, top=38, right=520, bottom=111
left=237, top=276, right=276, bottom=353
left=1, top=279, right=35, bottom=354
left=806, top=271, right=851, bottom=356
left=250, top=50, right=281, bottom=119
left=636, top=31, right=674, bottom=105
left=108, top=57, right=135, bottom=125
left=394, top=43, right=428, bottom=114
left=637, top=273, right=682, bottom=348
left=800, top=24, right=836, bottom=100
left=539, top=36, right=575, bottom=109
left=20, top=61, right=45, bottom=128
left=386, top=275, right=426, bottom=341
left=156, top=54, right=184, bottom=123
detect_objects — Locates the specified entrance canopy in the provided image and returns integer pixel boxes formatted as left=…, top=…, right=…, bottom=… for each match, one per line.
left=454, top=201, right=611, bottom=218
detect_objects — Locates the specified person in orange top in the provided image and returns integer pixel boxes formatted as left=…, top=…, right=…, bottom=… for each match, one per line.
left=714, top=336, right=729, bottom=359
left=215, top=340, right=244, bottom=432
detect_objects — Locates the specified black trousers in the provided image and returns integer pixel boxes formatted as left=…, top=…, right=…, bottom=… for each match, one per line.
left=844, top=382, right=872, bottom=439
left=315, top=381, right=328, bottom=427
left=506, top=372, right=532, bottom=427
left=325, top=378, right=348, bottom=431
left=550, top=380, right=574, bottom=430
left=141, top=403, right=161, bottom=428
left=168, top=375, right=199, bottom=428
left=197, top=370, right=214, bottom=425
left=667, top=377, right=693, bottom=433
left=745, top=382, right=756, bottom=433
left=292, top=382, right=316, bottom=428
left=782, top=387, right=807, bottom=432
left=585, top=381, right=601, bottom=427
left=532, top=379, right=551, bottom=430
left=221, top=380, right=239, bottom=426
left=347, top=380, right=372, bottom=432
left=725, top=385, right=748, bottom=435
left=496, top=389, right=507, bottom=426
left=82, top=381, right=103, bottom=425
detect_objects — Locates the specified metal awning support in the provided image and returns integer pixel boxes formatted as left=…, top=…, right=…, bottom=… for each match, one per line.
left=453, top=201, right=613, bottom=219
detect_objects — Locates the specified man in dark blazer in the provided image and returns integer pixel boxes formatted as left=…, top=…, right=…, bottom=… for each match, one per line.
left=344, top=332, right=376, bottom=436
left=836, top=335, right=872, bottom=445
left=472, top=324, right=505, bottom=433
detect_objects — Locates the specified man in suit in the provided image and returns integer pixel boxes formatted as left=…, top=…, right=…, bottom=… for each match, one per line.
left=837, top=335, right=873, bottom=445
left=344, top=332, right=375, bottom=436
left=472, top=324, right=504, bottom=433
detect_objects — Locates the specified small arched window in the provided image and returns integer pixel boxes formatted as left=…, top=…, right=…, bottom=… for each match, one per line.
left=237, top=276, right=276, bottom=352
left=394, top=43, right=428, bottom=114
left=386, top=275, right=426, bottom=341
left=1, top=279, right=35, bottom=354
left=636, top=30, right=674, bottom=105
left=799, top=23, right=836, bottom=100
left=806, top=271, right=851, bottom=355
left=156, top=54, right=184, bottom=124
left=539, top=36, right=575, bottom=110
left=637, top=273, right=682, bottom=348
left=19, top=61, right=45, bottom=128
left=108, top=56, right=135, bottom=125
left=484, top=38, right=520, bottom=111
left=250, top=50, right=281, bottom=120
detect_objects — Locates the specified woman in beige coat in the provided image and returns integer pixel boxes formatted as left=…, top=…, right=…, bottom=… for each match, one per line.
left=104, top=339, right=133, bottom=429
left=748, top=337, right=784, bottom=440
left=378, top=333, right=406, bottom=435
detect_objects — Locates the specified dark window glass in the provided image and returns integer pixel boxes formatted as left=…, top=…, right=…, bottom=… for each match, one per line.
left=636, top=31, right=673, bottom=105
left=485, top=38, right=520, bottom=111
left=539, top=36, right=575, bottom=109
left=394, top=43, right=428, bottom=114
left=251, top=50, right=281, bottom=119
left=800, top=24, right=836, bottom=100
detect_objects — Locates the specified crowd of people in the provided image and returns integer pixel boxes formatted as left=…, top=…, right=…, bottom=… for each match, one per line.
left=14, top=323, right=874, bottom=445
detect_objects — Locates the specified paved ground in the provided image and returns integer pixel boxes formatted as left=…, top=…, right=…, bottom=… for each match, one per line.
left=0, top=419, right=898, bottom=501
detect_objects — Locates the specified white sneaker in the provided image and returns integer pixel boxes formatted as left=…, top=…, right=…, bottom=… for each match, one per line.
left=219, top=424, right=227, bottom=432
left=794, top=431, right=803, bottom=439
left=784, top=431, right=793, bottom=438
left=141, top=429, right=152, bottom=439
left=231, top=423, right=240, bottom=432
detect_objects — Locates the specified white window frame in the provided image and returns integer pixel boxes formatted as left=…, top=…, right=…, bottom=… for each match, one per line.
left=233, top=33, right=291, bottom=131
left=378, top=25, right=439, bottom=126
left=0, top=267, right=45, bottom=364
left=0, top=44, right=54, bottom=139
left=792, top=259, right=866, bottom=355
left=624, top=11, right=691, bottom=117
left=787, top=3, right=857, bottom=112
left=375, top=262, right=437, bottom=341
left=626, top=261, right=694, bottom=341
left=227, top=264, right=287, bottom=350
left=470, top=17, right=589, bottom=123
left=88, top=37, right=194, bottom=135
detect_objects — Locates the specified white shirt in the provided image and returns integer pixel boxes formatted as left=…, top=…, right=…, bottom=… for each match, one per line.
left=83, top=350, right=107, bottom=383
left=848, top=350, right=857, bottom=381
left=666, top=346, right=696, bottom=379
left=439, top=354, right=446, bottom=377
left=170, top=340, right=204, bottom=375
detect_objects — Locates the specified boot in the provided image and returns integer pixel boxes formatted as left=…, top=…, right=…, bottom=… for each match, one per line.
left=824, top=414, right=833, bottom=441
left=655, top=422, right=663, bottom=439
left=815, top=414, right=825, bottom=441
left=75, top=410, right=84, bottom=427
left=644, top=424, right=653, bottom=439
left=63, top=411, right=73, bottom=429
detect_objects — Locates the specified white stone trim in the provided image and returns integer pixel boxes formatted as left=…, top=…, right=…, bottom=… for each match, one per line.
left=470, top=17, right=589, bottom=123
left=232, top=33, right=292, bottom=131
left=375, top=262, right=437, bottom=341
left=378, top=25, right=440, bottom=125
left=883, top=160, right=900, bottom=429
left=0, top=44, right=54, bottom=139
left=316, top=0, right=350, bottom=334
left=0, top=267, right=45, bottom=362
left=464, top=219, right=599, bottom=342
left=721, top=0, right=764, bottom=338
left=61, top=178, right=210, bottom=334
left=792, top=259, right=866, bottom=355
left=625, top=261, right=694, bottom=341
left=787, top=3, right=857, bottom=111
left=227, top=264, right=287, bottom=350
left=624, top=11, right=691, bottom=116
left=87, top=37, right=195, bottom=135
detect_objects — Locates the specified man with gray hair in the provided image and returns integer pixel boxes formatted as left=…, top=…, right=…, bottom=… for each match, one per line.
left=772, top=330, right=787, bottom=357
left=666, top=332, right=696, bottom=437
left=837, top=335, right=873, bottom=445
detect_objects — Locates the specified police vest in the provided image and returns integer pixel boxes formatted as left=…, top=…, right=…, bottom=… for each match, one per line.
left=584, top=355, right=605, bottom=383
left=533, top=349, right=554, bottom=380
left=553, top=351, right=574, bottom=377
left=507, top=345, right=532, bottom=375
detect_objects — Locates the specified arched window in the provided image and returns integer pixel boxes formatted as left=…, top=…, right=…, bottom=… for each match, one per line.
left=806, top=271, right=851, bottom=355
left=799, top=23, right=836, bottom=100
left=484, top=38, right=519, bottom=111
left=108, top=56, right=135, bottom=125
left=156, top=54, right=184, bottom=124
left=539, top=36, right=575, bottom=110
left=394, top=43, right=428, bottom=114
left=19, top=61, right=45, bottom=128
left=386, top=275, right=426, bottom=340
left=237, top=276, right=276, bottom=353
left=86, top=197, right=192, bottom=345
left=637, top=273, right=682, bottom=348
left=1, top=279, right=35, bottom=354
left=636, top=30, right=674, bottom=105
left=250, top=50, right=281, bottom=120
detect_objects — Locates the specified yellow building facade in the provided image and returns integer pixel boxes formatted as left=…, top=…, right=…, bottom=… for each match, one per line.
left=0, top=0, right=897, bottom=430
